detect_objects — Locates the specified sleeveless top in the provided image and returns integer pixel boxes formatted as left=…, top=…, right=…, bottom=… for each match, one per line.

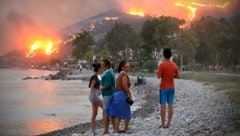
left=88, top=73, right=101, bottom=89
left=116, top=72, right=131, bottom=92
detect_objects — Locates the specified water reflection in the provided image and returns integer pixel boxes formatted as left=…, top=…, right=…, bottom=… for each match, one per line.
left=0, top=69, right=92, bottom=136
left=26, top=119, right=66, bottom=135
left=24, top=80, right=60, bottom=107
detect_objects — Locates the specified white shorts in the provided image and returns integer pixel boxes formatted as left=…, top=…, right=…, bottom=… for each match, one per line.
left=89, top=89, right=101, bottom=103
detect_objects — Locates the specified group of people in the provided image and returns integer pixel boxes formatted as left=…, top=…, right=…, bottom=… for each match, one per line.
left=88, top=59, right=133, bottom=135
left=88, top=48, right=180, bottom=135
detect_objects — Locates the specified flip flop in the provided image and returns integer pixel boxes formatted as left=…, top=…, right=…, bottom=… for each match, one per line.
left=164, top=124, right=171, bottom=129
left=114, top=130, right=125, bottom=133
left=158, top=125, right=165, bottom=128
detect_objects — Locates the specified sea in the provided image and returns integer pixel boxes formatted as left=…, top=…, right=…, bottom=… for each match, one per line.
left=0, top=68, right=99, bottom=136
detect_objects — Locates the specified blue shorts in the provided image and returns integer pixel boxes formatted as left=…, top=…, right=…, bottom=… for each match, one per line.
left=159, top=88, right=175, bottom=104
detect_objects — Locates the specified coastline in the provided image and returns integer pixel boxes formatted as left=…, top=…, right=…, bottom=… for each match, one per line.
left=38, top=72, right=240, bottom=136
left=38, top=75, right=157, bottom=136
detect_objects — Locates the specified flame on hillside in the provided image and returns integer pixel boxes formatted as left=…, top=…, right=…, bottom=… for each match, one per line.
left=128, top=9, right=145, bottom=17
left=124, top=0, right=239, bottom=21
left=26, top=39, right=60, bottom=58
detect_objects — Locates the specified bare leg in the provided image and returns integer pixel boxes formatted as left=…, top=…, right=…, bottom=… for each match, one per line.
left=166, top=104, right=173, bottom=127
left=91, top=103, right=98, bottom=132
left=97, top=100, right=103, bottom=109
left=124, top=119, right=129, bottom=131
left=114, top=118, right=120, bottom=132
left=160, top=104, right=166, bottom=128
left=103, top=110, right=109, bottom=134
left=111, top=117, right=115, bottom=131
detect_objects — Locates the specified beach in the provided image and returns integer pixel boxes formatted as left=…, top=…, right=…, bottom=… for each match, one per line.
left=38, top=70, right=240, bottom=136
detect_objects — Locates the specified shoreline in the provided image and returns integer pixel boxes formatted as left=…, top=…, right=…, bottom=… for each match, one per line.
left=38, top=76, right=158, bottom=136
left=38, top=73, right=240, bottom=136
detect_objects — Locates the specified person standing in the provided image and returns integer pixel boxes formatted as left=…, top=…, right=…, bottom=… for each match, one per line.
left=108, top=60, right=133, bottom=134
left=79, top=64, right=83, bottom=73
left=88, top=63, right=103, bottom=135
left=100, top=59, right=115, bottom=135
left=157, top=48, right=180, bottom=128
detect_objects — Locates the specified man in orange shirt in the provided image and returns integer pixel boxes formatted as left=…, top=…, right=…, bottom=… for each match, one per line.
left=157, top=48, right=180, bottom=128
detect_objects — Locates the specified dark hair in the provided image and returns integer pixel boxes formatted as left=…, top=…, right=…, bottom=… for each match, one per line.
left=163, top=48, right=172, bottom=59
left=92, top=63, right=101, bottom=72
left=118, top=60, right=127, bottom=73
left=102, top=59, right=111, bottom=69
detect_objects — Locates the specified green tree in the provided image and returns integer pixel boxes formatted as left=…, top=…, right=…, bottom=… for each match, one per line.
left=174, top=29, right=199, bottom=69
left=105, top=22, right=140, bottom=61
left=191, top=16, right=233, bottom=67
left=72, top=31, right=95, bottom=60
left=140, top=16, right=185, bottom=60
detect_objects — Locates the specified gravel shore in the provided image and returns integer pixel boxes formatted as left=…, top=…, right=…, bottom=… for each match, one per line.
left=39, top=75, right=240, bottom=136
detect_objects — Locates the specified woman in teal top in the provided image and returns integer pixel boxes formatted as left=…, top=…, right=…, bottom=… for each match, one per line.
left=100, top=59, right=115, bottom=135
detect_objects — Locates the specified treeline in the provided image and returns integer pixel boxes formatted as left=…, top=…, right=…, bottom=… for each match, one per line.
left=72, top=14, right=240, bottom=72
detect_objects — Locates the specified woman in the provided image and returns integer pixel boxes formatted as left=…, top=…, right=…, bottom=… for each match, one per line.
left=108, top=60, right=133, bottom=133
left=100, top=59, right=115, bottom=135
left=88, top=63, right=103, bottom=134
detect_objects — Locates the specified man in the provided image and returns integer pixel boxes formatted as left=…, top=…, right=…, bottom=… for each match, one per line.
left=100, top=59, right=115, bottom=135
left=157, top=48, right=180, bottom=128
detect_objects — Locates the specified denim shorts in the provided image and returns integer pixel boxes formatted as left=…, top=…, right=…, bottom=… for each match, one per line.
left=102, top=95, right=112, bottom=109
left=159, top=88, right=175, bottom=104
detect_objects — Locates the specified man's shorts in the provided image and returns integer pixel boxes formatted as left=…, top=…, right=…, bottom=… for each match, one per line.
left=102, top=95, right=112, bottom=109
left=159, top=88, right=175, bottom=104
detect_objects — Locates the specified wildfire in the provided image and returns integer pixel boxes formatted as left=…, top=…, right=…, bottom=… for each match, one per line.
left=125, top=0, right=238, bottom=21
left=26, top=39, right=59, bottom=58
left=175, top=3, right=197, bottom=20
left=128, top=9, right=145, bottom=17
left=175, top=0, right=239, bottom=21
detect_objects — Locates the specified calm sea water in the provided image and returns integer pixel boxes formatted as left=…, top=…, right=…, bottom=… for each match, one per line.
left=0, top=68, right=98, bottom=136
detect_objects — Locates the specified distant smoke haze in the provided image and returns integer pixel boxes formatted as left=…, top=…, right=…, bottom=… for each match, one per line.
left=0, top=0, right=117, bottom=55
left=0, top=0, right=239, bottom=56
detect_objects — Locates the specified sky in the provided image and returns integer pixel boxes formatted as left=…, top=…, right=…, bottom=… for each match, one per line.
left=0, top=0, right=118, bottom=55
left=0, top=0, right=239, bottom=56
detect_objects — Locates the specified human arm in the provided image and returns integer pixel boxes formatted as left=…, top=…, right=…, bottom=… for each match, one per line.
left=122, top=75, right=132, bottom=100
left=90, top=79, right=97, bottom=102
left=100, top=71, right=114, bottom=91
left=174, top=74, right=180, bottom=79
left=100, top=86, right=109, bottom=91
left=174, top=64, right=180, bottom=79
left=157, top=73, right=162, bottom=79
left=157, top=65, right=162, bottom=79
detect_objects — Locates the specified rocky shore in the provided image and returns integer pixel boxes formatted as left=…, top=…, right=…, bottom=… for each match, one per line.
left=39, top=74, right=240, bottom=136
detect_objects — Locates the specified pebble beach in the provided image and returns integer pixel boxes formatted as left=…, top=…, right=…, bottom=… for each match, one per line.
left=39, top=73, right=240, bottom=136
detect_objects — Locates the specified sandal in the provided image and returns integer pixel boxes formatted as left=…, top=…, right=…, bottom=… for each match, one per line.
left=164, top=124, right=171, bottom=129
left=158, top=124, right=165, bottom=128
left=114, top=130, right=125, bottom=133
left=124, top=130, right=132, bottom=134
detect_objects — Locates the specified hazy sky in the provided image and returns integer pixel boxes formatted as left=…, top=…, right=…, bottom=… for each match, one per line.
left=0, top=0, right=239, bottom=56
left=0, top=0, right=118, bottom=55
